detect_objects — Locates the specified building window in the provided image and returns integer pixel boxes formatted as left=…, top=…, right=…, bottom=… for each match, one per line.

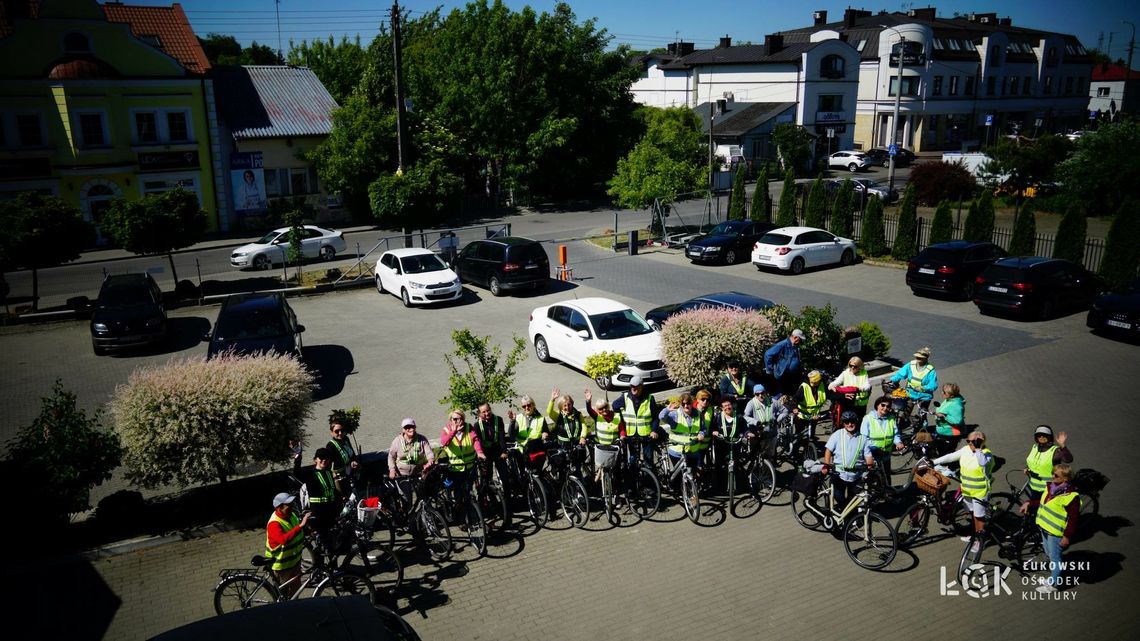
left=986, top=77, right=996, bottom=96
left=1002, top=76, right=1011, bottom=96
left=142, top=177, right=198, bottom=198
left=949, top=76, right=960, bottom=96
left=64, top=32, right=91, bottom=53
left=1010, top=76, right=1019, bottom=95
left=1046, top=47, right=1058, bottom=67
left=1064, top=76, right=1074, bottom=95
left=1024, top=76, right=1033, bottom=95
left=819, top=54, right=845, bottom=79
left=933, top=76, right=943, bottom=96
left=16, top=114, right=44, bottom=147
left=1097, top=86, right=1110, bottom=97
left=990, top=44, right=1002, bottom=67
left=77, top=112, right=107, bottom=147
left=134, top=112, right=158, bottom=144
left=166, top=112, right=189, bottom=142
left=889, top=76, right=919, bottom=96
left=965, top=77, right=975, bottom=96
left=818, top=94, right=843, bottom=111
left=1044, top=76, right=1054, bottom=94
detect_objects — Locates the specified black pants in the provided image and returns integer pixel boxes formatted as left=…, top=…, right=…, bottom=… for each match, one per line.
left=832, top=475, right=858, bottom=512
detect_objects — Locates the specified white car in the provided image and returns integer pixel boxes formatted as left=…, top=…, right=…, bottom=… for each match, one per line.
left=528, top=297, right=666, bottom=389
left=828, top=150, right=872, bottom=172
left=751, top=226, right=857, bottom=275
left=230, top=225, right=347, bottom=270
left=374, top=248, right=462, bottom=307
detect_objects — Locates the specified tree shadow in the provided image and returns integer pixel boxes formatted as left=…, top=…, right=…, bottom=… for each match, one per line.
left=302, top=344, right=355, bottom=401
left=5, top=555, right=120, bottom=641
left=200, top=276, right=287, bottom=298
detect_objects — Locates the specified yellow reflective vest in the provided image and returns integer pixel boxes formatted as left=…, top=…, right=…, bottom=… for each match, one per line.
left=1025, top=445, right=1058, bottom=494
left=265, top=511, right=304, bottom=571
left=1036, top=489, right=1079, bottom=537
left=959, top=447, right=994, bottom=499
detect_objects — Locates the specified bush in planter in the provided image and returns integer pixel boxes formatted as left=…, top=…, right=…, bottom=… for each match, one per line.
left=661, top=307, right=777, bottom=388
left=441, top=329, right=527, bottom=410
left=854, top=321, right=891, bottom=360
left=111, top=353, right=315, bottom=487
left=327, top=407, right=362, bottom=436
left=585, top=351, right=626, bottom=396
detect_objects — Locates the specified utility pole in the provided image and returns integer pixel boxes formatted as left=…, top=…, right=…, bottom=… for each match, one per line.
left=887, top=34, right=905, bottom=193
left=392, top=1, right=409, bottom=175
left=274, top=0, right=283, bottom=63
left=1123, top=20, right=1136, bottom=118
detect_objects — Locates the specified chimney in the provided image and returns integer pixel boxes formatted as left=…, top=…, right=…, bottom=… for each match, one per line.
left=844, top=9, right=872, bottom=28
left=764, top=34, right=784, bottom=55
left=666, top=43, right=676, bottom=55
left=813, top=10, right=828, bottom=26
left=970, top=12, right=998, bottom=24
left=907, top=7, right=936, bottom=21
left=719, top=35, right=732, bottom=48
left=998, top=17, right=1011, bottom=27
left=679, top=41, right=695, bottom=56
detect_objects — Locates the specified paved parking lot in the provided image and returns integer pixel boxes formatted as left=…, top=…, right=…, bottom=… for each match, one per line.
left=3, top=239, right=1138, bottom=639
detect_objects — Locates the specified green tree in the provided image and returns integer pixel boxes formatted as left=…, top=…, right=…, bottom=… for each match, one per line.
left=608, top=106, right=706, bottom=208
left=772, top=123, right=812, bottom=175
left=243, top=42, right=283, bottom=64
left=441, top=329, right=528, bottom=410
left=892, top=184, right=918, bottom=260
left=1057, top=121, right=1140, bottom=215
left=1008, top=199, right=1038, bottom=256
left=728, top=168, right=746, bottom=220
left=1098, top=200, right=1140, bottom=292
left=750, top=164, right=771, bottom=223
left=287, top=35, right=366, bottom=104
left=101, top=187, right=207, bottom=285
left=804, top=176, right=827, bottom=228
left=978, top=134, right=1073, bottom=194
left=929, top=200, right=954, bottom=245
left=962, top=192, right=995, bottom=243
left=198, top=33, right=283, bottom=65
left=2, top=380, right=122, bottom=527
left=284, top=209, right=305, bottom=279
left=1052, top=205, right=1087, bottom=263
left=0, top=192, right=94, bottom=309
left=860, top=194, right=886, bottom=256
left=829, top=179, right=854, bottom=237
left=308, top=94, right=396, bottom=216
left=776, top=168, right=797, bottom=226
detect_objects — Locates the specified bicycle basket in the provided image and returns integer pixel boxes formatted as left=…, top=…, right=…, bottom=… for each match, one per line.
left=1073, top=468, right=1109, bottom=494
left=912, top=431, right=933, bottom=444
left=594, top=444, right=619, bottom=469
left=913, top=467, right=948, bottom=495
left=793, top=471, right=819, bottom=494
left=357, top=497, right=381, bottom=528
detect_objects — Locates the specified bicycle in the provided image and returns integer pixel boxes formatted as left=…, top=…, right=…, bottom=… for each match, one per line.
left=473, top=457, right=512, bottom=531
left=656, top=440, right=713, bottom=525
left=425, top=457, right=487, bottom=556
left=594, top=436, right=661, bottom=525
left=378, top=470, right=454, bottom=562
left=316, top=497, right=405, bottom=599
left=957, top=490, right=1040, bottom=586
left=790, top=464, right=899, bottom=570
left=1003, top=467, right=1105, bottom=536
left=547, top=443, right=591, bottom=528
left=894, top=461, right=976, bottom=547
left=708, top=433, right=776, bottom=518
left=213, top=553, right=375, bottom=615
left=770, top=411, right=818, bottom=470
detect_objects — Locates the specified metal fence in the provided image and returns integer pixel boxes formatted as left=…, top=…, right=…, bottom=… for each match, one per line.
left=332, top=222, right=511, bottom=284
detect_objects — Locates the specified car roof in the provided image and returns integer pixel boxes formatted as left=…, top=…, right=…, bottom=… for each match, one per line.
left=474, top=236, right=541, bottom=246
left=765, top=226, right=826, bottom=235
left=546, top=297, right=631, bottom=314
left=691, top=291, right=774, bottom=307
left=219, top=292, right=285, bottom=313
left=991, top=256, right=1065, bottom=269
left=710, top=220, right=750, bottom=228
left=268, top=225, right=329, bottom=234
left=383, top=247, right=438, bottom=258
left=103, top=273, right=153, bottom=286
left=924, top=241, right=995, bottom=251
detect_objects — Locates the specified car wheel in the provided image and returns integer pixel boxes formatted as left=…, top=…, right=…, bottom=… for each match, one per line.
left=724, top=249, right=738, bottom=264
left=92, top=341, right=106, bottom=356
left=848, top=163, right=859, bottom=172
left=320, top=246, right=335, bottom=261
left=648, top=320, right=662, bottom=332
left=375, top=275, right=384, bottom=294
left=594, top=375, right=612, bottom=391
left=253, top=254, right=270, bottom=270
left=789, top=257, right=805, bottom=275
left=960, top=280, right=975, bottom=301
left=840, top=249, right=854, bottom=266
left=1038, top=298, right=1055, bottom=321
left=534, top=335, right=552, bottom=363
left=400, top=288, right=412, bottom=308
left=489, top=276, right=503, bottom=297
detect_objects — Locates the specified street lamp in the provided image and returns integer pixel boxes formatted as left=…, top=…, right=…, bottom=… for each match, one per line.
left=885, top=29, right=906, bottom=193
left=1123, top=20, right=1136, bottom=118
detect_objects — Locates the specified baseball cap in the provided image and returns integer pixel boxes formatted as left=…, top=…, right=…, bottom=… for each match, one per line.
left=753, top=384, right=765, bottom=394
left=272, top=492, right=295, bottom=508
left=791, top=329, right=806, bottom=340
left=1034, top=425, right=1053, bottom=437
left=629, top=375, right=644, bottom=387
left=401, top=417, right=416, bottom=428
left=808, top=370, right=822, bottom=384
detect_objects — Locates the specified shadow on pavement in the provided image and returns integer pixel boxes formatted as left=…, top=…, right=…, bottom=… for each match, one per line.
left=5, top=556, right=120, bottom=641
left=303, top=344, right=355, bottom=401
left=200, top=276, right=287, bottom=298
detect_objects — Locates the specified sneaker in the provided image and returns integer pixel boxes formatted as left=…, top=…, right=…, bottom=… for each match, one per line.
left=969, top=540, right=982, bottom=555
left=1036, top=584, right=1058, bottom=594
left=959, top=536, right=972, bottom=542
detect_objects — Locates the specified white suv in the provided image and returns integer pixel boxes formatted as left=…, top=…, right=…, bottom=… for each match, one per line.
left=828, top=150, right=872, bottom=172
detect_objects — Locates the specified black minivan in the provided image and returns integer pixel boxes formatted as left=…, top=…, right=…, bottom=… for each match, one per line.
left=453, top=236, right=550, bottom=296
left=906, top=241, right=1006, bottom=300
left=206, top=292, right=305, bottom=359
left=90, top=273, right=167, bottom=355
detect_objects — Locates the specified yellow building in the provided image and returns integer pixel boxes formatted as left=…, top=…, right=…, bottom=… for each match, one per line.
left=0, top=0, right=222, bottom=241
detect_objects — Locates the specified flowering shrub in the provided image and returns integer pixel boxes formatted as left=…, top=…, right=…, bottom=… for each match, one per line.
left=111, top=353, right=315, bottom=488
left=661, top=307, right=776, bottom=388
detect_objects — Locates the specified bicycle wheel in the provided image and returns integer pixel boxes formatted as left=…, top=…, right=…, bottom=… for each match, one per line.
left=957, top=533, right=987, bottom=586
left=793, top=440, right=818, bottom=466
left=748, top=458, right=777, bottom=505
left=556, top=478, right=584, bottom=528
left=681, top=473, right=701, bottom=524
left=463, top=499, right=487, bottom=555
left=843, top=510, right=898, bottom=570
left=628, top=465, right=661, bottom=519
left=340, top=542, right=404, bottom=593
left=483, top=481, right=512, bottom=531
left=790, top=488, right=826, bottom=531
left=214, top=574, right=278, bottom=615
left=416, top=505, right=453, bottom=562
left=1012, top=526, right=1046, bottom=576
left=315, top=569, right=376, bottom=605
left=894, top=500, right=932, bottom=548
left=526, top=474, right=550, bottom=528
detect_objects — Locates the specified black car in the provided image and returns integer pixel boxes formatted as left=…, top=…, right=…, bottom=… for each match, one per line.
left=90, top=273, right=167, bottom=355
left=453, top=236, right=549, bottom=296
left=207, top=292, right=305, bottom=359
left=906, top=241, right=1007, bottom=300
left=973, top=257, right=1102, bottom=320
left=645, top=291, right=775, bottom=331
left=864, top=146, right=916, bottom=167
left=685, top=220, right=776, bottom=265
left=1087, top=278, right=1140, bottom=340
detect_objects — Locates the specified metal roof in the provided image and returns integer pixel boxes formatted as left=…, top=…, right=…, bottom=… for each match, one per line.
left=213, top=65, right=339, bottom=140
left=695, top=102, right=796, bottom=136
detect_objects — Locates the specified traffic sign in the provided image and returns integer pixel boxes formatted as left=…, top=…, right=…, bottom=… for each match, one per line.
left=985, top=114, right=993, bottom=126
left=827, top=128, right=835, bottom=138
left=888, top=143, right=898, bottom=156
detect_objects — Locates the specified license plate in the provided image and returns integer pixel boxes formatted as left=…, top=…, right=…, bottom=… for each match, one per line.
left=756, top=255, right=770, bottom=262
left=687, top=249, right=700, bottom=256
left=645, top=369, right=667, bottom=380
left=1107, top=320, right=1132, bottom=329
left=918, top=268, right=936, bottom=275
left=525, top=264, right=538, bottom=269
left=988, top=286, right=1008, bottom=293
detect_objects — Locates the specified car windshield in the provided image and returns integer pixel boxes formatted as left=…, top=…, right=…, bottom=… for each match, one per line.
left=256, top=231, right=282, bottom=244
left=401, top=253, right=448, bottom=274
left=214, top=308, right=288, bottom=341
left=99, top=285, right=155, bottom=307
left=758, top=233, right=792, bottom=246
left=706, top=223, right=738, bottom=236
left=917, top=248, right=957, bottom=262
left=858, top=180, right=885, bottom=189
left=589, top=309, right=653, bottom=340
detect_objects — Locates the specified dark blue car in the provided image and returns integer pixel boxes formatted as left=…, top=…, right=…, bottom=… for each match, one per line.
left=685, top=220, right=776, bottom=265
left=206, top=292, right=305, bottom=360
left=645, top=291, right=775, bottom=331
left=1087, top=278, right=1140, bottom=340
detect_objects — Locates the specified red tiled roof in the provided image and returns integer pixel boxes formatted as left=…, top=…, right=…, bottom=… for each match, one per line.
left=102, top=2, right=210, bottom=75
left=0, top=0, right=40, bottom=37
left=1092, top=62, right=1140, bottom=82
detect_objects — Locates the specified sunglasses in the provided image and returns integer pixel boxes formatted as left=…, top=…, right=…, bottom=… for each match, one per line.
left=969, top=439, right=985, bottom=446
left=403, top=425, right=416, bottom=430
left=450, top=416, right=465, bottom=422
left=332, top=429, right=343, bottom=434
left=877, top=403, right=890, bottom=408
left=521, top=404, right=535, bottom=409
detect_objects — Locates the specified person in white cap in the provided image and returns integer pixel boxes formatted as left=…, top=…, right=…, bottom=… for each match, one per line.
left=764, top=329, right=805, bottom=398
left=889, top=346, right=938, bottom=409
left=610, top=375, right=661, bottom=463
left=388, top=417, right=435, bottom=481
left=1022, top=425, right=1072, bottom=498
left=265, top=492, right=309, bottom=596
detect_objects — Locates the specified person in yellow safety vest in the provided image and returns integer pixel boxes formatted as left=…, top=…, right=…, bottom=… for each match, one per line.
left=609, top=376, right=660, bottom=463
left=1020, top=463, right=1080, bottom=593
left=860, top=396, right=906, bottom=480
left=693, top=389, right=715, bottom=432
left=546, top=387, right=591, bottom=447
left=265, top=492, right=310, bottom=597
left=325, top=410, right=359, bottom=488
left=658, top=393, right=708, bottom=470
left=508, top=395, right=551, bottom=464
left=718, top=362, right=758, bottom=416
left=889, top=347, right=938, bottom=409
left=932, top=431, right=994, bottom=545
left=302, top=448, right=342, bottom=550
left=793, top=370, right=830, bottom=438
left=828, top=356, right=871, bottom=422
left=439, top=408, right=487, bottom=496
left=1022, top=425, right=1073, bottom=498
left=585, top=396, right=627, bottom=446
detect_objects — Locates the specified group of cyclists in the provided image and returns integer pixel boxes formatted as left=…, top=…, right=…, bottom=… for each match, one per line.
left=265, top=344, right=1088, bottom=595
